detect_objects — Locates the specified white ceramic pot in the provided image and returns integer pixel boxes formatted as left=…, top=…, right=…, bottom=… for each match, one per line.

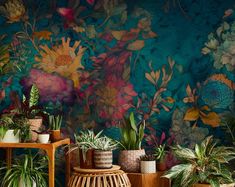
left=0, top=130, right=20, bottom=143
left=38, top=134, right=50, bottom=143
left=140, top=160, right=156, bottom=173
left=19, top=178, right=36, bottom=187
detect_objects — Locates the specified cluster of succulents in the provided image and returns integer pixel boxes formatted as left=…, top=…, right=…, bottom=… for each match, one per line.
left=202, top=20, right=235, bottom=71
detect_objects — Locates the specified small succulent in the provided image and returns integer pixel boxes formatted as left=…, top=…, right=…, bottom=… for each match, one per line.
left=154, top=144, right=167, bottom=162
left=140, top=154, right=156, bottom=161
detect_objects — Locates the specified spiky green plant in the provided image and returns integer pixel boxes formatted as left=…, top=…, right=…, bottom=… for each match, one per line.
left=68, top=130, right=103, bottom=161
left=1, top=153, right=48, bottom=187
left=93, top=136, right=118, bottom=151
left=119, top=112, right=145, bottom=150
left=49, top=115, right=62, bottom=130
left=163, top=136, right=235, bottom=187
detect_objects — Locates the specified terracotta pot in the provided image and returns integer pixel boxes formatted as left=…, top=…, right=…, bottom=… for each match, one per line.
left=79, top=149, right=94, bottom=169
left=140, top=160, right=156, bottom=173
left=157, top=162, right=167, bottom=171
left=118, top=149, right=145, bottom=172
left=50, top=130, right=61, bottom=142
left=193, top=183, right=235, bottom=187
left=28, top=118, right=42, bottom=142
left=94, top=150, right=113, bottom=169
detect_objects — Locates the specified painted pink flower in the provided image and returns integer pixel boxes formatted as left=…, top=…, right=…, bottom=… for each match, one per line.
left=21, top=69, right=75, bottom=103
left=95, top=75, right=137, bottom=123
left=86, top=0, right=95, bottom=5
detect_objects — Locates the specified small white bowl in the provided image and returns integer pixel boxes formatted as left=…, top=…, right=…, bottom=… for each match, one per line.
left=38, top=134, right=50, bottom=143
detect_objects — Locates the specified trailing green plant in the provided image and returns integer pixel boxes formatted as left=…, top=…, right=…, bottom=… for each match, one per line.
left=49, top=115, right=62, bottom=130
left=0, top=114, right=14, bottom=139
left=140, top=154, right=156, bottom=161
left=93, top=136, right=118, bottom=151
left=0, top=153, right=48, bottom=187
left=163, top=136, right=235, bottom=187
left=119, top=112, right=145, bottom=150
left=154, top=144, right=167, bottom=163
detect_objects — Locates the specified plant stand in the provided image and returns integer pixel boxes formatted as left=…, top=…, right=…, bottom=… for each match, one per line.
left=68, top=165, right=131, bottom=187
left=127, top=172, right=171, bottom=187
left=0, top=138, right=71, bottom=187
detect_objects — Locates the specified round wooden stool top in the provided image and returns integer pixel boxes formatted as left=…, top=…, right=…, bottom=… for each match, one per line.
left=68, top=165, right=131, bottom=187
left=73, top=165, right=121, bottom=173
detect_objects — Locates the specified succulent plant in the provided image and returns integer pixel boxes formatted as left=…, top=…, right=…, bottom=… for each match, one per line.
left=140, top=154, right=156, bottom=161
left=93, top=136, right=118, bottom=151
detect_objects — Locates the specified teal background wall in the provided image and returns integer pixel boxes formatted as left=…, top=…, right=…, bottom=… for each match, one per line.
left=0, top=0, right=235, bottom=178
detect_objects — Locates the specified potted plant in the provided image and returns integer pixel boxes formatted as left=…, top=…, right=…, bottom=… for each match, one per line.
left=0, top=114, right=20, bottom=143
left=93, top=136, right=118, bottom=169
left=140, top=154, right=156, bottom=173
left=0, top=114, right=31, bottom=143
left=155, top=144, right=167, bottom=171
left=163, top=136, right=235, bottom=187
left=1, top=153, right=48, bottom=187
left=37, top=127, right=50, bottom=144
left=118, top=112, right=146, bottom=172
left=49, top=115, right=62, bottom=142
left=9, top=85, right=43, bottom=142
left=69, top=130, right=103, bottom=169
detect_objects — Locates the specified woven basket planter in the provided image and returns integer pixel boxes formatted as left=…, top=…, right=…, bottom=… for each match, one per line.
left=28, top=118, right=42, bottom=142
left=118, top=149, right=145, bottom=172
left=94, top=150, right=113, bottom=169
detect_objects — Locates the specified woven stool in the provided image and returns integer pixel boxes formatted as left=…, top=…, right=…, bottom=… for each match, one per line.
left=68, top=165, right=131, bottom=187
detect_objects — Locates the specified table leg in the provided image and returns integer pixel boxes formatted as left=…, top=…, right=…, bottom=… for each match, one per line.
left=6, top=148, right=12, bottom=169
left=65, top=146, right=71, bottom=187
left=46, top=148, right=55, bottom=187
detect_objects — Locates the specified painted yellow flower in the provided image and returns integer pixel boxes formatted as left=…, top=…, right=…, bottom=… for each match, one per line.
left=35, top=37, right=86, bottom=87
left=0, top=0, right=26, bottom=23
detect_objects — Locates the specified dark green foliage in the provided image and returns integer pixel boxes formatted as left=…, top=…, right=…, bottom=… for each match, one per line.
left=49, top=115, right=62, bottom=130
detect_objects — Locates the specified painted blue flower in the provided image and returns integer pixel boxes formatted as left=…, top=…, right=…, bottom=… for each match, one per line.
left=201, top=80, right=233, bottom=109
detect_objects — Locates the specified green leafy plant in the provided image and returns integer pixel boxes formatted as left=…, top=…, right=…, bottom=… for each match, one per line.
left=0, top=114, right=31, bottom=142
left=1, top=153, right=48, bottom=187
left=93, top=136, right=118, bottom=151
left=119, top=112, right=145, bottom=150
left=140, top=154, right=156, bottom=161
left=154, top=144, right=167, bottom=163
left=163, top=136, right=235, bottom=187
left=49, top=115, right=62, bottom=130
left=221, top=113, right=235, bottom=145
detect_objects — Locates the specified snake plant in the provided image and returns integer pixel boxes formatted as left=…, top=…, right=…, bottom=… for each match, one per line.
left=119, top=112, right=145, bottom=150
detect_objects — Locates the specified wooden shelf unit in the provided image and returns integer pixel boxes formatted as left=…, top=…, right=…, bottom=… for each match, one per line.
left=0, top=138, right=71, bottom=187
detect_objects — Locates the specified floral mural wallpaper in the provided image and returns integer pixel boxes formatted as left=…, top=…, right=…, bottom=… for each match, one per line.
left=0, top=0, right=234, bottom=183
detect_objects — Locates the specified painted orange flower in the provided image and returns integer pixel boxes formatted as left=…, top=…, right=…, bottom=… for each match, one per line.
left=0, top=0, right=26, bottom=23
left=35, top=37, right=86, bottom=87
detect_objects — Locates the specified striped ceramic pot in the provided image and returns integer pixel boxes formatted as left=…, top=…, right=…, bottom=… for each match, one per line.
left=94, top=150, right=113, bottom=169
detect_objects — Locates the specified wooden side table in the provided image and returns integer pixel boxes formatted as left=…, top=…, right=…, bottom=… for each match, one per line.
left=127, top=172, right=171, bottom=187
left=0, top=138, right=71, bottom=187
left=69, top=165, right=131, bottom=187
